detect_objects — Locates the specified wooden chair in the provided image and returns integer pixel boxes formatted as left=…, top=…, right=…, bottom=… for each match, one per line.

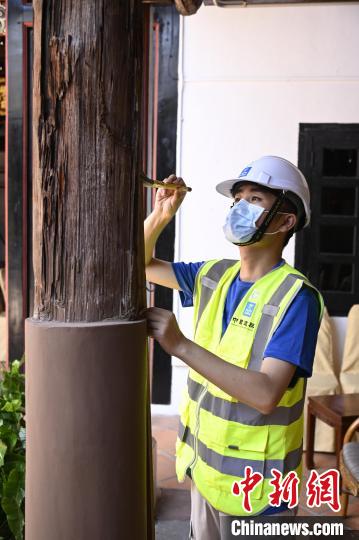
left=304, top=306, right=341, bottom=453
left=340, top=305, right=359, bottom=394
left=339, top=416, right=359, bottom=517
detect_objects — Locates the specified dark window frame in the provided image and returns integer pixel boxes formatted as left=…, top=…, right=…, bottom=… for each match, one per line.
left=295, top=123, right=359, bottom=316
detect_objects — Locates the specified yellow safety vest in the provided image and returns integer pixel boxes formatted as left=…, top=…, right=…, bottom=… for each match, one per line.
left=175, top=259, right=324, bottom=516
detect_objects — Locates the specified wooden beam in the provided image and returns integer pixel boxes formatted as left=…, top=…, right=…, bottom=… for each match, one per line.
left=26, top=2, right=153, bottom=539
left=32, top=2, right=145, bottom=323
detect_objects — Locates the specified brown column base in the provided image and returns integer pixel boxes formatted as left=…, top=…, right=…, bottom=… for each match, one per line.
left=25, top=318, right=148, bottom=540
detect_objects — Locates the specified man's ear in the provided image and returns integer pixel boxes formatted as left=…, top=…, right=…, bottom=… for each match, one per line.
left=279, top=214, right=297, bottom=233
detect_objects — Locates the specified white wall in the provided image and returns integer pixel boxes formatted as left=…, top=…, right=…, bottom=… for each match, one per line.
left=152, top=3, right=359, bottom=415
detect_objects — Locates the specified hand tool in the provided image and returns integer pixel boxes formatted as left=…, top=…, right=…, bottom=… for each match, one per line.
left=141, top=172, right=192, bottom=192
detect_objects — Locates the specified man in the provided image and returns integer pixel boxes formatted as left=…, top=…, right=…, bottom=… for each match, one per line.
left=144, top=156, right=323, bottom=539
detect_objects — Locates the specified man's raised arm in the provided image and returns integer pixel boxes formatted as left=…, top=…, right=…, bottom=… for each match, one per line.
left=144, top=174, right=188, bottom=290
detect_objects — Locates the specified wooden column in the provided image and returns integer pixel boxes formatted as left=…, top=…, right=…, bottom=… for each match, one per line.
left=25, top=1, right=152, bottom=538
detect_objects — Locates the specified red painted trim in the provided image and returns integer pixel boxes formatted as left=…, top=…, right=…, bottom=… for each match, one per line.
left=148, top=20, right=161, bottom=374
left=151, top=19, right=160, bottom=250
left=4, top=6, right=9, bottom=368
left=142, top=7, right=150, bottom=176
left=22, top=24, right=32, bottom=322
left=152, top=21, right=160, bottom=182
left=141, top=7, right=154, bottom=396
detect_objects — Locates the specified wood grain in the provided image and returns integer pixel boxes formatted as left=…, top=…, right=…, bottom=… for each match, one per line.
left=32, top=0, right=145, bottom=322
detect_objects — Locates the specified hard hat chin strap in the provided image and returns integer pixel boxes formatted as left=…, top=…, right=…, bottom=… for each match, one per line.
left=234, top=190, right=287, bottom=247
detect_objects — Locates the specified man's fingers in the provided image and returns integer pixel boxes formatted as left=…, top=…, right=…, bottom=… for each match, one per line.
left=144, top=306, right=169, bottom=318
left=147, top=325, right=162, bottom=334
left=163, top=173, right=177, bottom=183
left=147, top=323, right=163, bottom=332
left=146, top=306, right=166, bottom=313
left=163, top=175, right=186, bottom=187
left=146, top=323, right=163, bottom=339
left=145, top=311, right=163, bottom=323
left=173, top=176, right=186, bottom=187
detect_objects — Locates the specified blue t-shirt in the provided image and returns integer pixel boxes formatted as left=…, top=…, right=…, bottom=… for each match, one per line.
left=172, top=259, right=320, bottom=515
left=172, top=259, right=320, bottom=379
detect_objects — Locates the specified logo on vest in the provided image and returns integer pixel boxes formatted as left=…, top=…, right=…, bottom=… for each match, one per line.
left=231, top=317, right=255, bottom=331
left=243, top=302, right=256, bottom=317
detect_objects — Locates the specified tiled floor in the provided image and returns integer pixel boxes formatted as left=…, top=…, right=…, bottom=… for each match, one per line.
left=152, top=414, right=359, bottom=529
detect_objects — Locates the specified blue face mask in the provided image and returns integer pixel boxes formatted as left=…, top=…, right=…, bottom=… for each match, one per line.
left=223, top=199, right=266, bottom=244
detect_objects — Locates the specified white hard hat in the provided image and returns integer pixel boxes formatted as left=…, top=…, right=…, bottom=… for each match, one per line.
left=216, top=155, right=310, bottom=228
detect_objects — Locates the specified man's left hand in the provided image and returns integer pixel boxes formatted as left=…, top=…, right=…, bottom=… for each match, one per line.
left=144, top=307, right=187, bottom=357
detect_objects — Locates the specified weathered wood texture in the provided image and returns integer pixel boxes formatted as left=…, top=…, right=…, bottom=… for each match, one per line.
left=32, top=0, right=145, bottom=322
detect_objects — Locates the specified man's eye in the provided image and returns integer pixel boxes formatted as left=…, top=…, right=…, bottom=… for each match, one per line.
left=251, top=196, right=261, bottom=202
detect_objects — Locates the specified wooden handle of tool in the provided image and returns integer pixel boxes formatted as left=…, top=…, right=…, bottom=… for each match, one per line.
left=141, top=173, right=192, bottom=192
left=150, top=180, right=192, bottom=192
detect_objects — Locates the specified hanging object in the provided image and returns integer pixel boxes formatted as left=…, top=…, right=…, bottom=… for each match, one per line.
left=0, top=4, right=5, bottom=34
left=142, top=0, right=202, bottom=13
left=174, top=0, right=203, bottom=15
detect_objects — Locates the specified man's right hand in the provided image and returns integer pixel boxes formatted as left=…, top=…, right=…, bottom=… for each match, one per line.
left=153, top=174, right=188, bottom=222
left=144, top=173, right=188, bottom=289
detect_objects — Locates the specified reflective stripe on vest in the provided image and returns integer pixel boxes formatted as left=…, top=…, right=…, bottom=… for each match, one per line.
left=178, top=420, right=303, bottom=478
left=195, top=259, right=237, bottom=335
left=190, top=271, right=309, bottom=426
left=175, top=258, right=324, bottom=516
left=187, top=377, right=305, bottom=426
